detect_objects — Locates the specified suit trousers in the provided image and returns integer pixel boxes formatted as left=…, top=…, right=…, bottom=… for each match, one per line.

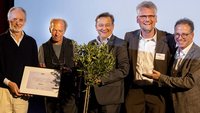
left=125, top=86, right=165, bottom=113
left=45, top=95, right=77, bottom=113
left=88, top=88, right=121, bottom=113
left=0, top=87, right=28, bottom=113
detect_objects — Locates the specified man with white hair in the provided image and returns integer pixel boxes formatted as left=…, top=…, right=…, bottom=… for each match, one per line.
left=0, top=7, right=38, bottom=113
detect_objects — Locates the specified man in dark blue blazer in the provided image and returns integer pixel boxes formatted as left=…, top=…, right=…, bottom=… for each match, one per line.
left=88, top=12, right=129, bottom=113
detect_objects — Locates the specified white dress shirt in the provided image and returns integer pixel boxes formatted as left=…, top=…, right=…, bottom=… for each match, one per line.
left=135, top=32, right=157, bottom=84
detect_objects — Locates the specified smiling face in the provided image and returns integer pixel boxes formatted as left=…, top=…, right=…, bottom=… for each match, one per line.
left=137, top=7, right=157, bottom=33
left=8, top=9, right=26, bottom=33
left=95, top=17, right=114, bottom=40
left=174, top=24, right=194, bottom=50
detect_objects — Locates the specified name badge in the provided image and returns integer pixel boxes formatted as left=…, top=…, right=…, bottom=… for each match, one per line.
left=155, top=53, right=165, bottom=60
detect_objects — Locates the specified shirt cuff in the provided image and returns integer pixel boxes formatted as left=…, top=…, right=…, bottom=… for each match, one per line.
left=3, top=78, right=11, bottom=86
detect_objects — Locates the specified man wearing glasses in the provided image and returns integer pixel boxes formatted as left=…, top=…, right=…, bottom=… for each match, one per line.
left=124, top=1, right=175, bottom=113
left=144, top=18, right=200, bottom=113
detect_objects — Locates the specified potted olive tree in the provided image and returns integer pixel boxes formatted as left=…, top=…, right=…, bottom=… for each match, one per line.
left=73, top=42, right=115, bottom=113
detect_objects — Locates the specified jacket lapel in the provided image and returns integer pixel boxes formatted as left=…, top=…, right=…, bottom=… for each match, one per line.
left=155, top=30, right=167, bottom=54
left=130, top=31, right=140, bottom=75
left=177, top=44, right=196, bottom=71
left=107, top=35, right=115, bottom=52
left=154, top=30, right=167, bottom=68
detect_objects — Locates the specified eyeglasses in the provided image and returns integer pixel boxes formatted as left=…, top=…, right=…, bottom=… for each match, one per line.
left=138, top=15, right=156, bottom=19
left=174, top=32, right=192, bottom=38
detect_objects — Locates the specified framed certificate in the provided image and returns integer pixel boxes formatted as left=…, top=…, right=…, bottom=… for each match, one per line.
left=20, top=66, right=61, bottom=97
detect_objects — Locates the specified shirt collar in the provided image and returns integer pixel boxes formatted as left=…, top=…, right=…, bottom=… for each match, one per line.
left=9, top=30, right=24, bottom=46
left=96, top=34, right=112, bottom=45
left=176, top=42, right=193, bottom=58
left=139, top=31, right=157, bottom=42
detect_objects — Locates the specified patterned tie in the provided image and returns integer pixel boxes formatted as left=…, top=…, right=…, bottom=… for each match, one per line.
left=174, top=49, right=184, bottom=70
left=175, top=57, right=182, bottom=70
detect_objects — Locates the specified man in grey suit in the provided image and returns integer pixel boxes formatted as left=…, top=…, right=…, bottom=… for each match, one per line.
left=124, top=1, right=175, bottom=113
left=144, top=18, right=200, bottom=113
left=88, top=12, right=129, bottom=113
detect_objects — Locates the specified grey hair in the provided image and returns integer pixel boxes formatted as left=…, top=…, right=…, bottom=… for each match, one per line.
left=136, top=1, right=157, bottom=14
left=7, top=7, right=26, bottom=21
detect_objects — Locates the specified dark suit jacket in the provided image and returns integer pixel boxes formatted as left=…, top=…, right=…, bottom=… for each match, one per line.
left=124, top=29, right=175, bottom=83
left=89, top=35, right=130, bottom=105
left=159, top=43, right=200, bottom=113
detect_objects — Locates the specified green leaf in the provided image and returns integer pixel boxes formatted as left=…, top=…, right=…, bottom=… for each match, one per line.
left=73, top=42, right=115, bottom=86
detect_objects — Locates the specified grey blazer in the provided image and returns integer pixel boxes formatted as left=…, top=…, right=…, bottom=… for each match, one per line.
left=90, top=35, right=130, bottom=105
left=159, top=43, right=200, bottom=113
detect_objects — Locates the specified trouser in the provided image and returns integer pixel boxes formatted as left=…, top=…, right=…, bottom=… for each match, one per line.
left=45, top=95, right=77, bottom=113
left=89, top=104, right=121, bottom=113
left=88, top=88, right=121, bottom=113
left=0, top=87, right=28, bottom=113
left=125, top=87, right=165, bottom=113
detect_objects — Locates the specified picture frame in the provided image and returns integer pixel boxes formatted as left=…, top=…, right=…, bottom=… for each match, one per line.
left=20, top=66, right=61, bottom=97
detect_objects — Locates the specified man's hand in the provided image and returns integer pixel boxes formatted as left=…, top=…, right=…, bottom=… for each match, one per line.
left=8, top=81, right=33, bottom=99
left=62, top=67, right=72, bottom=73
left=143, top=70, right=161, bottom=80
left=95, top=78, right=102, bottom=86
left=8, top=81, right=22, bottom=97
left=39, top=63, right=46, bottom=68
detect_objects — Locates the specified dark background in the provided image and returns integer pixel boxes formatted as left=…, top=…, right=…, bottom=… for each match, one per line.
left=0, top=0, right=13, bottom=34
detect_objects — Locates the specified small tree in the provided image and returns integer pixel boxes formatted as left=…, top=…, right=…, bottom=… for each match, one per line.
left=73, top=42, right=115, bottom=113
